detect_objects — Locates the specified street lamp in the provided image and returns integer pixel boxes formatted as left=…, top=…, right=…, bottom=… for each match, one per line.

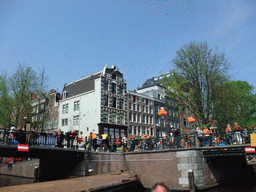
left=158, top=107, right=167, bottom=138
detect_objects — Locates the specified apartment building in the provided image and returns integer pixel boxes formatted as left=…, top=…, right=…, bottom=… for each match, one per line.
left=58, top=65, right=127, bottom=138
left=31, top=89, right=61, bottom=132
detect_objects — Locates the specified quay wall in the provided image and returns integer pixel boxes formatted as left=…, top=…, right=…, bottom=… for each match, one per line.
left=85, top=149, right=222, bottom=189
left=0, top=159, right=39, bottom=178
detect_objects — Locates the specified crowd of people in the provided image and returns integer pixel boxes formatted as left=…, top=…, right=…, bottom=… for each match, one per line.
left=1, top=122, right=253, bottom=152
left=196, top=122, right=250, bottom=147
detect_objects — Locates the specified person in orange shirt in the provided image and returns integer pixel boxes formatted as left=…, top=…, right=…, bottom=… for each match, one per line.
left=226, top=124, right=233, bottom=145
left=203, top=126, right=210, bottom=147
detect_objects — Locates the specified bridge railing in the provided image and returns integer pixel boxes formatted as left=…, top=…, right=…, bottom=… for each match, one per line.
left=1, top=130, right=58, bottom=147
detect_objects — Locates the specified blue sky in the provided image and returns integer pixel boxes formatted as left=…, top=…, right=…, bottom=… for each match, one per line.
left=1, top=0, right=256, bottom=92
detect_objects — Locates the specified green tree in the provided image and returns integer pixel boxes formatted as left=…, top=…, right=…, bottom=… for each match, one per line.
left=163, top=41, right=231, bottom=126
left=0, top=71, right=13, bottom=129
left=212, top=81, right=239, bottom=130
left=213, top=80, right=256, bottom=130
left=9, top=63, right=38, bottom=127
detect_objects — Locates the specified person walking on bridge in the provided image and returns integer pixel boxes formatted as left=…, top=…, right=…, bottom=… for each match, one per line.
left=234, top=122, right=244, bottom=144
left=226, top=124, right=233, bottom=145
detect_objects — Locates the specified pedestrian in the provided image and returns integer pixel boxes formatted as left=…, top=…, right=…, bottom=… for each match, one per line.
left=122, top=135, right=128, bottom=151
left=242, top=127, right=248, bottom=144
left=234, top=122, right=244, bottom=144
left=185, top=131, right=188, bottom=147
left=203, top=127, right=210, bottom=147
left=57, top=129, right=62, bottom=148
left=197, top=127, right=203, bottom=147
left=92, top=132, right=97, bottom=151
left=87, top=132, right=93, bottom=151
left=65, top=130, right=71, bottom=148
left=226, top=124, right=233, bottom=145
left=70, top=130, right=76, bottom=148
left=173, top=128, right=180, bottom=148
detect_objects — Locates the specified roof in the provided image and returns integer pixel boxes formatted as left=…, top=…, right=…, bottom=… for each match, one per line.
left=63, top=72, right=101, bottom=98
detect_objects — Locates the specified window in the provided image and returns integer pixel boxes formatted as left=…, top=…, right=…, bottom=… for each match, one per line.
left=133, top=96, right=136, bottom=103
left=112, top=83, right=116, bottom=94
left=104, top=127, right=108, bottom=134
left=146, top=107, right=148, bottom=113
left=138, top=114, right=141, bottom=123
left=146, top=116, right=149, bottom=124
left=133, top=126, right=137, bottom=135
left=65, top=118, right=68, bottom=126
left=62, top=119, right=64, bottom=126
left=121, top=129, right=125, bottom=137
left=112, top=113, right=116, bottom=123
left=119, top=114, right=124, bottom=125
left=103, top=95, right=108, bottom=106
left=142, top=127, right=146, bottom=135
left=74, top=101, right=77, bottom=111
left=119, top=99, right=124, bottom=109
left=150, top=116, right=153, bottom=124
left=54, top=118, right=57, bottom=128
left=142, top=98, right=145, bottom=103
left=111, top=97, right=116, bottom=108
left=130, top=126, right=133, bottom=135
left=133, top=104, right=136, bottom=111
left=119, top=85, right=123, bottom=95
left=184, top=118, right=187, bottom=127
left=49, top=119, right=53, bottom=128
left=129, top=113, right=132, bottom=122
left=110, top=128, right=114, bottom=138
left=138, top=126, right=141, bottom=135
left=115, top=129, right=120, bottom=138
left=146, top=99, right=148, bottom=105
left=150, top=107, right=153, bottom=114
left=112, top=73, right=116, bottom=80
left=137, top=97, right=140, bottom=102
left=143, top=115, right=146, bottom=123
left=104, top=81, right=108, bottom=91
left=66, top=104, right=69, bottom=113
left=77, top=101, right=80, bottom=111
left=74, top=101, right=80, bottom=111
left=73, top=116, right=76, bottom=125
left=103, top=111, right=108, bottom=122
left=142, top=106, right=145, bottom=112
left=133, top=113, right=136, bottom=122
left=137, top=105, right=140, bottom=111
left=45, top=120, right=48, bottom=128
left=129, top=103, right=132, bottom=110
left=39, top=114, right=43, bottom=121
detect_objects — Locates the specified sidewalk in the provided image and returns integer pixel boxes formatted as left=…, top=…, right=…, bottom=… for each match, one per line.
left=0, top=171, right=140, bottom=192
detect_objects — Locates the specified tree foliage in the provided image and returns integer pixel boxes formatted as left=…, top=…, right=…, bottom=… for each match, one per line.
left=0, top=63, right=48, bottom=129
left=0, top=71, right=13, bottom=129
left=213, top=80, right=256, bottom=130
left=163, top=41, right=231, bottom=126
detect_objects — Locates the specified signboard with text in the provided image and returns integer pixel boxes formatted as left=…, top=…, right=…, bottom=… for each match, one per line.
left=250, top=134, right=256, bottom=147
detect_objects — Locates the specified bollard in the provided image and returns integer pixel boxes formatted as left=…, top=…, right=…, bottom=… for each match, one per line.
left=33, top=166, right=39, bottom=183
left=188, top=169, right=195, bottom=192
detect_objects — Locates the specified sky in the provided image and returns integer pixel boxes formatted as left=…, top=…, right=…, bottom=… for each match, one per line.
left=1, top=0, right=256, bottom=93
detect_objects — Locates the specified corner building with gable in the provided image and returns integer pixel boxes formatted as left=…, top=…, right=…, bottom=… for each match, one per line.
left=59, top=65, right=128, bottom=139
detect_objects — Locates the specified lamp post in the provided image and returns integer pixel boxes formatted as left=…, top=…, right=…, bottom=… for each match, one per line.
left=187, top=116, right=196, bottom=147
left=158, top=107, right=167, bottom=144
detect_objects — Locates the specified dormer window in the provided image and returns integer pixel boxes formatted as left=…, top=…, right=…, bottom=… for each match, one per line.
left=63, top=90, right=68, bottom=99
left=112, top=73, right=116, bottom=80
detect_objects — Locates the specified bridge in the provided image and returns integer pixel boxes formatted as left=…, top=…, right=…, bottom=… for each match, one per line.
left=0, top=144, right=255, bottom=190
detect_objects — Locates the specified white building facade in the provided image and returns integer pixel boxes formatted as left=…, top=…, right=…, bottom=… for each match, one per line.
left=58, top=65, right=127, bottom=138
